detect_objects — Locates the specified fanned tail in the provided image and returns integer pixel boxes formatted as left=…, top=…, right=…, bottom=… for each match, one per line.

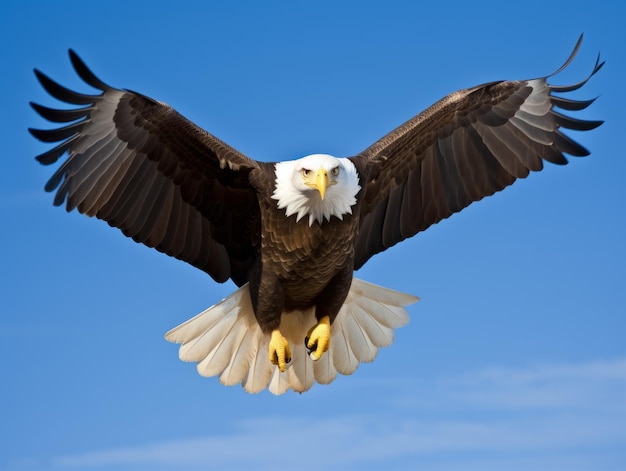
left=165, top=278, right=419, bottom=395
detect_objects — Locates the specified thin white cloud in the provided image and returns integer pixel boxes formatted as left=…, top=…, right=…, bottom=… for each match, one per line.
left=401, top=357, right=626, bottom=411
left=51, top=357, right=626, bottom=471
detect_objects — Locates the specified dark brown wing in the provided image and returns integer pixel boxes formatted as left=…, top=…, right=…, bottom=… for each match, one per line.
left=351, top=35, right=603, bottom=270
left=30, top=50, right=263, bottom=287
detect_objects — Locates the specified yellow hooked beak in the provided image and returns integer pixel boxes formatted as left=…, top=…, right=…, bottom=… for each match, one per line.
left=305, top=168, right=329, bottom=200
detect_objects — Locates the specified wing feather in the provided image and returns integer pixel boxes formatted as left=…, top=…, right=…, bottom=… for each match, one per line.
left=352, top=36, right=602, bottom=268
left=30, top=50, right=263, bottom=285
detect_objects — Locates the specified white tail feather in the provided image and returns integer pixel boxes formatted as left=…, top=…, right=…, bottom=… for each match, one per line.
left=313, top=346, right=337, bottom=385
left=242, top=340, right=272, bottom=393
left=331, top=325, right=359, bottom=376
left=165, top=278, right=418, bottom=395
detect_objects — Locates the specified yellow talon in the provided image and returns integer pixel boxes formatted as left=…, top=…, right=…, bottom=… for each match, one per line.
left=305, top=315, right=331, bottom=361
left=269, top=329, right=291, bottom=372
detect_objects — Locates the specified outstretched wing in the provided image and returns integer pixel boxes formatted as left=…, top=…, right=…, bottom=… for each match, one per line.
left=30, top=50, right=262, bottom=287
left=352, top=35, right=603, bottom=270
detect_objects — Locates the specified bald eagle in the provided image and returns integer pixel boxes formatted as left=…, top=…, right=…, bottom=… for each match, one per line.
left=30, top=36, right=602, bottom=394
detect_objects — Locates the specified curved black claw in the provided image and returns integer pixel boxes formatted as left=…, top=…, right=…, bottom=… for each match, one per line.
left=305, top=336, right=315, bottom=356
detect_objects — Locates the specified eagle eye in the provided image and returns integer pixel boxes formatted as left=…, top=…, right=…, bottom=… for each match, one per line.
left=301, top=168, right=312, bottom=178
left=331, top=167, right=340, bottom=177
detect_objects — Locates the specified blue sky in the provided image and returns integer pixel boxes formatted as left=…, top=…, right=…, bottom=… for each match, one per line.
left=1, top=1, right=624, bottom=470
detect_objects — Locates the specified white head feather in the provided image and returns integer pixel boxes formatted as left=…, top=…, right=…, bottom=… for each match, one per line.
left=272, top=154, right=361, bottom=226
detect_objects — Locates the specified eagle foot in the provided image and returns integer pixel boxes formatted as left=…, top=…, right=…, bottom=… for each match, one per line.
left=269, top=329, right=291, bottom=373
left=305, top=315, right=331, bottom=361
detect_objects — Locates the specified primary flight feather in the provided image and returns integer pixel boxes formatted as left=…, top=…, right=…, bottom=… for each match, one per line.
left=30, top=35, right=603, bottom=394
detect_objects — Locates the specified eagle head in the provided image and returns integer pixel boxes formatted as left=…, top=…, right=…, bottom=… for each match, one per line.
left=272, top=154, right=361, bottom=226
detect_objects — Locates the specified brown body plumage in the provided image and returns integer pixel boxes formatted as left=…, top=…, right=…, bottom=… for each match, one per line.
left=249, top=161, right=364, bottom=332
left=30, top=35, right=603, bottom=393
